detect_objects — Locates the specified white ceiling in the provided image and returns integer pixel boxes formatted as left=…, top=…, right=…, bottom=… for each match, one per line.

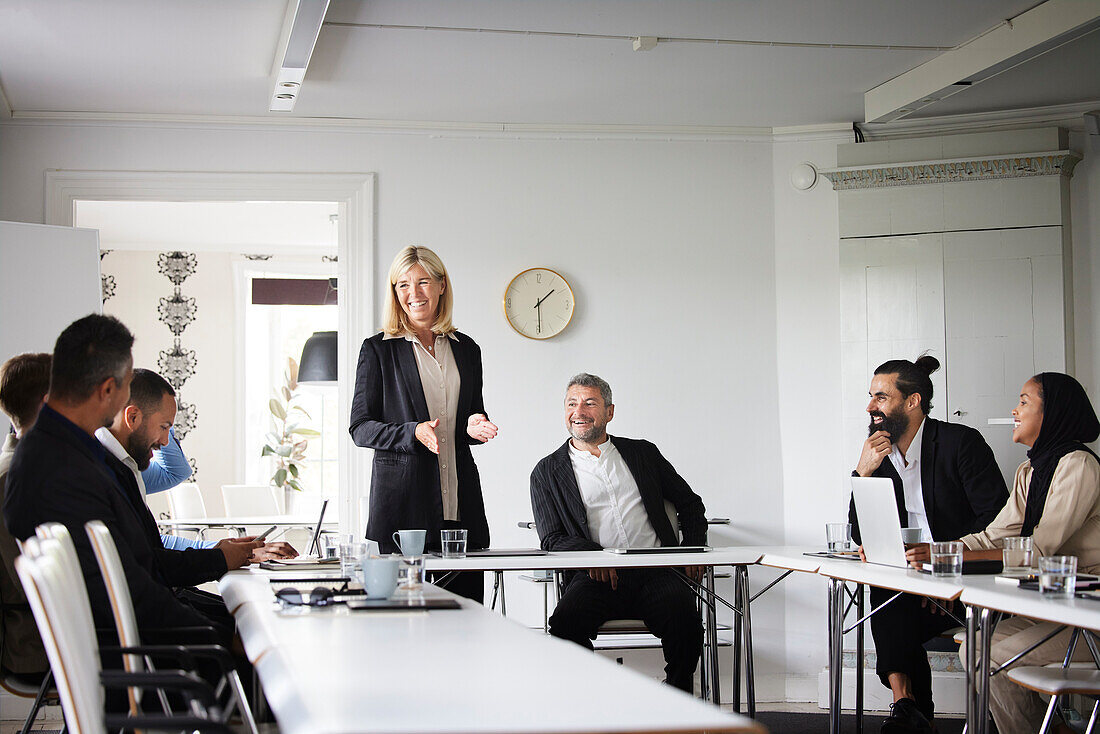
left=75, top=200, right=338, bottom=253
left=0, top=0, right=1096, bottom=130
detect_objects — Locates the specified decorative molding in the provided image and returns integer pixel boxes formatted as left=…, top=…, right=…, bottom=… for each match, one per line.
left=821, top=150, right=1081, bottom=191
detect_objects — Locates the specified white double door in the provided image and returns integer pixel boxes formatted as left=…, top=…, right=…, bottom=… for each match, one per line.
left=841, top=225, right=1068, bottom=487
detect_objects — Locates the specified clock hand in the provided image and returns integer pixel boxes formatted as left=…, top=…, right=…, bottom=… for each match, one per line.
left=533, top=289, right=556, bottom=309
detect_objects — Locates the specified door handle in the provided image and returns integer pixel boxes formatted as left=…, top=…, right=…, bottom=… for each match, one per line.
left=953, top=410, right=967, bottom=417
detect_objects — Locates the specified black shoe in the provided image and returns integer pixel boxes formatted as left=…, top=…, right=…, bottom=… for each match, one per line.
left=881, top=698, right=933, bottom=734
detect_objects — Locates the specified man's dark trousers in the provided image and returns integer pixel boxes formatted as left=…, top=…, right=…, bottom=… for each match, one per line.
left=548, top=567, right=701, bottom=693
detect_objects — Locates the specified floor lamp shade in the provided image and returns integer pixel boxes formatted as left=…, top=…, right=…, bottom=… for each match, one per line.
left=298, top=331, right=337, bottom=384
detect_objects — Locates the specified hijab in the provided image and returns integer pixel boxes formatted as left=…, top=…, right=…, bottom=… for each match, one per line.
left=1021, top=372, right=1100, bottom=536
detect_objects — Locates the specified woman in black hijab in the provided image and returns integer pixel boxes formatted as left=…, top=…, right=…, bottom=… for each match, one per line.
left=956, top=373, right=1100, bottom=734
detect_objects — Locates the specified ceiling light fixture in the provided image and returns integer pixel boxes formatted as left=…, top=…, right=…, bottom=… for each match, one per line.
left=269, top=0, right=330, bottom=113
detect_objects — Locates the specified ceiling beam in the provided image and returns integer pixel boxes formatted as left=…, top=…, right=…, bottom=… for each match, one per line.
left=269, top=0, right=330, bottom=113
left=865, top=0, right=1100, bottom=123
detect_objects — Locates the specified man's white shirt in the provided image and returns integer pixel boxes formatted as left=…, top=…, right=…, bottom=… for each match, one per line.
left=95, top=427, right=147, bottom=496
left=568, top=438, right=658, bottom=549
left=886, top=417, right=933, bottom=542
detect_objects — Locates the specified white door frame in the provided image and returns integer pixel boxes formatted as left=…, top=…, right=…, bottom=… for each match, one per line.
left=45, top=170, right=375, bottom=538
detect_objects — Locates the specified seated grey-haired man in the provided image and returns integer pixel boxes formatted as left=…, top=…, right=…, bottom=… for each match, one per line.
left=529, top=372, right=707, bottom=692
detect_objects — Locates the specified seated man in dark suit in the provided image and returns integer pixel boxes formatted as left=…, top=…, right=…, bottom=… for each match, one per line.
left=850, top=355, right=1008, bottom=734
left=530, top=373, right=707, bottom=693
left=0, top=353, right=52, bottom=685
left=2, top=314, right=261, bottom=648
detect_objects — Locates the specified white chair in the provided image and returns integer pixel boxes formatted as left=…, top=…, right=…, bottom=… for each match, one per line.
left=84, top=520, right=257, bottom=734
left=1007, top=666, right=1100, bottom=733
left=165, top=482, right=210, bottom=539
left=221, top=484, right=281, bottom=517
left=15, top=536, right=230, bottom=733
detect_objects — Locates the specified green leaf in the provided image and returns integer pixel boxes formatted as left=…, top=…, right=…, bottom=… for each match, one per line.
left=269, top=398, right=287, bottom=421
left=273, top=468, right=287, bottom=487
left=291, top=428, right=321, bottom=437
left=275, top=445, right=292, bottom=457
left=293, top=406, right=312, bottom=420
left=286, top=478, right=303, bottom=492
left=261, top=445, right=275, bottom=456
left=282, top=386, right=292, bottom=402
left=288, top=464, right=299, bottom=477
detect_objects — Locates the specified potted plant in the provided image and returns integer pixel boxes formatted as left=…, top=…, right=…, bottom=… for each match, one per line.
left=262, top=357, right=319, bottom=510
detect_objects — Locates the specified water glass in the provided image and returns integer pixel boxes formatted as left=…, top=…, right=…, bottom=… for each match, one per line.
left=398, top=554, right=425, bottom=591
left=930, top=541, right=963, bottom=578
left=1039, top=555, right=1077, bottom=598
left=320, top=533, right=346, bottom=560
left=1002, top=536, right=1034, bottom=573
left=900, top=528, right=923, bottom=545
left=441, top=529, right=468, bottom=559
left=825, top=523, right=852, bottom=552
left=339, top=541, right=367, bottom=578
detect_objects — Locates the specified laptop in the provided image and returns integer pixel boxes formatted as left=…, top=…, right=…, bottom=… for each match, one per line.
left=850, top=476, right=909, bottom=568
left=607, top=546, right=709, bottom=555
left=259, top=499, right=338, bottom=568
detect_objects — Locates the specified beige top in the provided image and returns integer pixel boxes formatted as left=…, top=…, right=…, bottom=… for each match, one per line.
left=384, top=331, right=461, bottom=521
left=961, top=450, right=1100, bottom=574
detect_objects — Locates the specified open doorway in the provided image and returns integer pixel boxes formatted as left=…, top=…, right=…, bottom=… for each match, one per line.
left=74, top=200, right=339, bottom=521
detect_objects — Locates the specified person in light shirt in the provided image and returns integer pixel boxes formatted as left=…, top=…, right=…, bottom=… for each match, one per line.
left=529, top=373, right=707, bottom=693
left=849, top=355, right=1007, bottom=734
left=905, top=373, right=1100, bottom=734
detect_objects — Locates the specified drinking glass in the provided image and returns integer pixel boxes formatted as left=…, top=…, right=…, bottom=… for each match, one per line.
left=1039, top=555, right=1077, bottom=598
left=930, top=541, right=963, bottom=578
left=825, top=523, right=852, bottom=552
left=339, top=541, right=367, bottom=578
left=440, top=529, right=468, bottom=559
left=1002, top=536, right=1034, bottom=573
left=398, top=555, right=425, bottom=591
left=322, top=533, right=352, bottom=560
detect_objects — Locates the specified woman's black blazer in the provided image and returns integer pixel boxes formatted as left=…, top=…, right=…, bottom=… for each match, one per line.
left=349, top=331, right=490, bottom=553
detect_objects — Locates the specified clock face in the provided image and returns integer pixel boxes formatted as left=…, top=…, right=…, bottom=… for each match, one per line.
left=503, top=268, right=575, bottom=339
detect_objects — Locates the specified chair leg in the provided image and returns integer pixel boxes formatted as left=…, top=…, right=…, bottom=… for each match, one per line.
left=227, top=669, right=260, bottom=734
left=18, top=670, right=54, bottom=734
left=1038, top=693, right=1060, bottom=734
left=1085, top=699, right=1100, bottom=734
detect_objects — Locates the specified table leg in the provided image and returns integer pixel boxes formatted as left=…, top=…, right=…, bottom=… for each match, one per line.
left=739, top=566, right=756, bottom=718
left=966, top=604, right=979, bottom=734
left=828, top=578, right=844, bottom=734
left=732, top=567, right=743, bottom=712
left=856, top=583, right=864, bottom=734
left=500, top=571, right=507, bottom=616
left=705, top=566, right=721, bottom=706
left=978, top=607, right=995, bottom=734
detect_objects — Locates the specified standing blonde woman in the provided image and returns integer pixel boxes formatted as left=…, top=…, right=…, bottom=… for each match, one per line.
left=350, top=246, right=498, bottom=602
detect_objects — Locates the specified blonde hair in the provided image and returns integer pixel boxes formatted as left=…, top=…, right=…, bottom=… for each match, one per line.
left=383, top=246, right=456, bottom=336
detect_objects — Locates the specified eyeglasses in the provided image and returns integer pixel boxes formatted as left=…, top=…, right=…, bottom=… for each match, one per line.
left=274, top=585, right=337, bottom=607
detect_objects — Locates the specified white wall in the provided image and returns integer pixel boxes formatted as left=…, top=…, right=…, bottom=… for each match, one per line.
left=1069, top=131, right=1100, bottom=397
left=0, top=121, right=784, bottom=697
left=771, top=134, right=845, bottom=700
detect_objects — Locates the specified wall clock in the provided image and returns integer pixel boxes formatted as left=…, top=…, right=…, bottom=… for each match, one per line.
left=503, top=268, right=575, bottom=339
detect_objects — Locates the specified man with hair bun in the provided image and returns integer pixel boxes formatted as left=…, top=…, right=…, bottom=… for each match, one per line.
left=850, top=354, right=1008, bottom=734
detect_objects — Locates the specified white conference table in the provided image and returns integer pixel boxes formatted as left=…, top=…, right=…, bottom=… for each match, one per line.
left=157, top=514, right=336, bottom=539
left=423, top=546, right=765, bottom=707
left=219, top=570, right=764, bottom=734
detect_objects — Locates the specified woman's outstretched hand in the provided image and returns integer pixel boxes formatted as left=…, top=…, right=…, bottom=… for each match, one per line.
left=467, top=414, right=499, bottom=443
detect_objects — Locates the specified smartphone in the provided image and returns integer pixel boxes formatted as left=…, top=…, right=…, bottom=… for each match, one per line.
left=255, top=525, right=278, bottom=542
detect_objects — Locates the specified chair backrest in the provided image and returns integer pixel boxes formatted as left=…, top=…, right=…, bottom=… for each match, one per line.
left=145, top=490, right=172, bottom=521
left=167, top=482, right=207, bottom=518
left=34, top=523, right=97, bottom=634
left=221, top=484, right=281, bottom=516
left=84, top=521, right=143, bottom=677
left=16, top=538, right=105, bottom=734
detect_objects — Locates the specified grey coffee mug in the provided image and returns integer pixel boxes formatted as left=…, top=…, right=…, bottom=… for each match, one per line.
left=392, top=529, right=426, bottom=557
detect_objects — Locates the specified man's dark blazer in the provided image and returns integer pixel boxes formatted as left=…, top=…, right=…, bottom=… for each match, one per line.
left=848, top=417, right=1008, bottom=544
left=349, top=331, right=490, bottom=553
left=529, top=436, right=707, bottom=551
left=3, top=406, right=228, bottom=636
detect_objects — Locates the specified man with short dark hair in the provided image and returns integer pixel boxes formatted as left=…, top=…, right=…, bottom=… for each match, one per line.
left=530, top=373, right=707, bottom=693
left=850, top=356, right=1008, bottom=734
left=3, top=315, right=261, bottom=646
left=0, top=353, right=51, bottom=683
